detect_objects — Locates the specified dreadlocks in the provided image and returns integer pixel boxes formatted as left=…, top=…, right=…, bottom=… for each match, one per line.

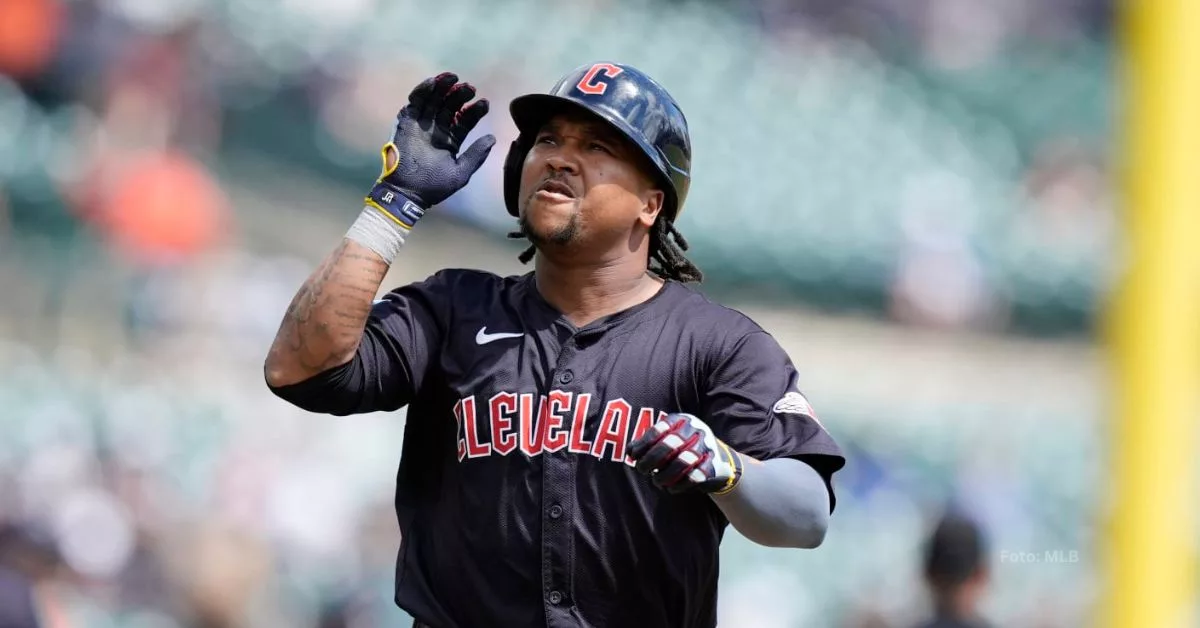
left=507, top=216, right=704, bottom=283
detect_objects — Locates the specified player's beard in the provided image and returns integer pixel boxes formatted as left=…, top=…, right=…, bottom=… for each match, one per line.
left=519, top=211, right=579, bottom=247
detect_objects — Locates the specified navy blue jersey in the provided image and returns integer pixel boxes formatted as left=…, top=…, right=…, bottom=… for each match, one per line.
left=269, top=269, right=845, bottom=628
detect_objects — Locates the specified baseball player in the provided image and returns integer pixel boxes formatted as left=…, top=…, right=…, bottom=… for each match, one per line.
left=265, top=62, right=846, bottom=628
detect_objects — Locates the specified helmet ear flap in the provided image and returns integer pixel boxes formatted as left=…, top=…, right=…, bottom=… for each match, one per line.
left=503, top=137, right=530, bottom=217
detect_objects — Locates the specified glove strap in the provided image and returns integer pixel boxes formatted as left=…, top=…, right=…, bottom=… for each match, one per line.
left=710, top=442, right=744, bottom=496
left=364, top=180, right=426, bottom=230
left=349, top=180, right=424, bottom=265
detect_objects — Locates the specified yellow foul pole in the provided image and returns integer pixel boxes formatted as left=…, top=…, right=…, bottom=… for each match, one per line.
left=1104, top=0, right=1200, bottom=626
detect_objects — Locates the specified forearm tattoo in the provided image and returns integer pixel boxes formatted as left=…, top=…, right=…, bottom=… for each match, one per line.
left=267, top=240, right=389, bottom=379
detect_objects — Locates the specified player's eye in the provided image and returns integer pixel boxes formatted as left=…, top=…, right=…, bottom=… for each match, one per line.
left=535, top=133, right=557, bottom=145
left=589, top=141, right=613, bottom=154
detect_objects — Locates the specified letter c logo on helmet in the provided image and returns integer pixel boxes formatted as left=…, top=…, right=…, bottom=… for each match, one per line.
left=502, top=62, right=693, bottom=222
left=575, top=63, right=624, bottom=95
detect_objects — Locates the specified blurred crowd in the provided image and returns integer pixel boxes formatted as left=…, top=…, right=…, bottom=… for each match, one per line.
left=0, top=1, right=1114, bottom=627
left=747, top=0, right=1112, bottom=64
left=0, top=338, right=417, bottom=627
left=0, top=0, right=1117, bottom=338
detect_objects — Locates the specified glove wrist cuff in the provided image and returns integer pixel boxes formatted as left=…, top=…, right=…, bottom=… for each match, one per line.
left=365, top=181, right=426, bottom=229
left=710, top=444, right=744, bottom=496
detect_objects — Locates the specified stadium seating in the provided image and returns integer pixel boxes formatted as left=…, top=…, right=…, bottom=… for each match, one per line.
left=0, top=0, right=1113, bottom=337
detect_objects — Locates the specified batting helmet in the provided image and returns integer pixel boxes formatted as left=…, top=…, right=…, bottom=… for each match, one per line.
left=502, top=62, right=692, bottom=220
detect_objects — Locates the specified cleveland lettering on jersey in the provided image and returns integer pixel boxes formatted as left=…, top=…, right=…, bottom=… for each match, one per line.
left=454, top=391, right=666, bottom=465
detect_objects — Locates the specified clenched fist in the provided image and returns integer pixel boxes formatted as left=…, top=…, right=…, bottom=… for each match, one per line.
left=628, top=413, right=744, bottom=495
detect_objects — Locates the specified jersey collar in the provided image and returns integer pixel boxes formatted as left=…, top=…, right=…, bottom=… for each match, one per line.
left=518, top=272, right=691, bottom=338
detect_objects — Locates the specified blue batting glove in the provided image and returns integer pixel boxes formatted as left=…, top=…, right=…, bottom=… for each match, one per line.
left=365, top=72, right=497, bottom=229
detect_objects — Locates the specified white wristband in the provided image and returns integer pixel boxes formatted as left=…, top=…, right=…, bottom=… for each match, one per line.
left=345, top=206, right=410, bottom=264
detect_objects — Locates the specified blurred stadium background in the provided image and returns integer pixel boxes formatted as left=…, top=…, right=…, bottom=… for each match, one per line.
left=0, top=0, right=1153, bottom=626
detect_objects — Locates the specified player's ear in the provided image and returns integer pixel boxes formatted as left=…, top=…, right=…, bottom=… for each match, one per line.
left=637, top=189, right=664, bottom=229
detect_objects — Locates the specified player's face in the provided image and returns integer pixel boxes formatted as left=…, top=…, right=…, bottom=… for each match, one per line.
left=518, top=113, right=664, bottom=251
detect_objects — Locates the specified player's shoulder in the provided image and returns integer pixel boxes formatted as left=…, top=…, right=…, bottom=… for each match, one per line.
left=379, top=267, right=526, bottom=306
left=662, top=283, right=795, bottom=367
left=667, top=282, right=773, bottom=337
left=387, top=267, right=530, bottom=292
left=425, top=267, right=523, bottom=291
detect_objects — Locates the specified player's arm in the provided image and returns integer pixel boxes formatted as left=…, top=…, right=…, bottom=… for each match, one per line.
left=630, top=417, right=831, bottom=549
left=264, top=240, right=390, bottom=389
left=264, top=73, right=495, bottom=412
left=708, top=455, right=830, bottom=548
left=628, top=331, right=845, bottom=549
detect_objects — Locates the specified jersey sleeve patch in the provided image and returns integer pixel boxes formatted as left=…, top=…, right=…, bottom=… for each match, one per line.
left=772, top=391, right=821, bottom=425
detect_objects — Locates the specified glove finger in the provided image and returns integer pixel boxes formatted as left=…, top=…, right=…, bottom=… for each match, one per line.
left=455, top=134, right=496, bottom=175
left=635, top=429, right=697, bottom=476
left=438, top=83, right=477, bottom=131
left=405, top=74, right=441, bottom=119
left=629, top=417, right=672, bottom=467
left=421, top=72, right=459, bottom=122
left=627, top=426, right=660, bottom=461
left=449, top=99, right=490, bottom=146
left=654, top=448, right=708, bottom=491
left=634, top=442, right=678, bottom=476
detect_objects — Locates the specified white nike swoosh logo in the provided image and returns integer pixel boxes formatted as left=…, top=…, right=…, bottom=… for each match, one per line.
left=476, top=326, right=524, bottom=345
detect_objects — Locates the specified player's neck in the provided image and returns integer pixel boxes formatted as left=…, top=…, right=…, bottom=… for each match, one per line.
left=533, top=254, right=663, bottom=328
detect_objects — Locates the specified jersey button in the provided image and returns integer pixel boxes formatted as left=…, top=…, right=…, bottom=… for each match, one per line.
left=559, top=370, right=574, bottom=384
left=548, top=590, right=563, bottom=605
left=549, top=504, right=563, bottom=519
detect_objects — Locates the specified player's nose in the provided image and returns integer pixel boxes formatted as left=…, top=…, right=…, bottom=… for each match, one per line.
left=544, top=150, right=581, bottom=175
